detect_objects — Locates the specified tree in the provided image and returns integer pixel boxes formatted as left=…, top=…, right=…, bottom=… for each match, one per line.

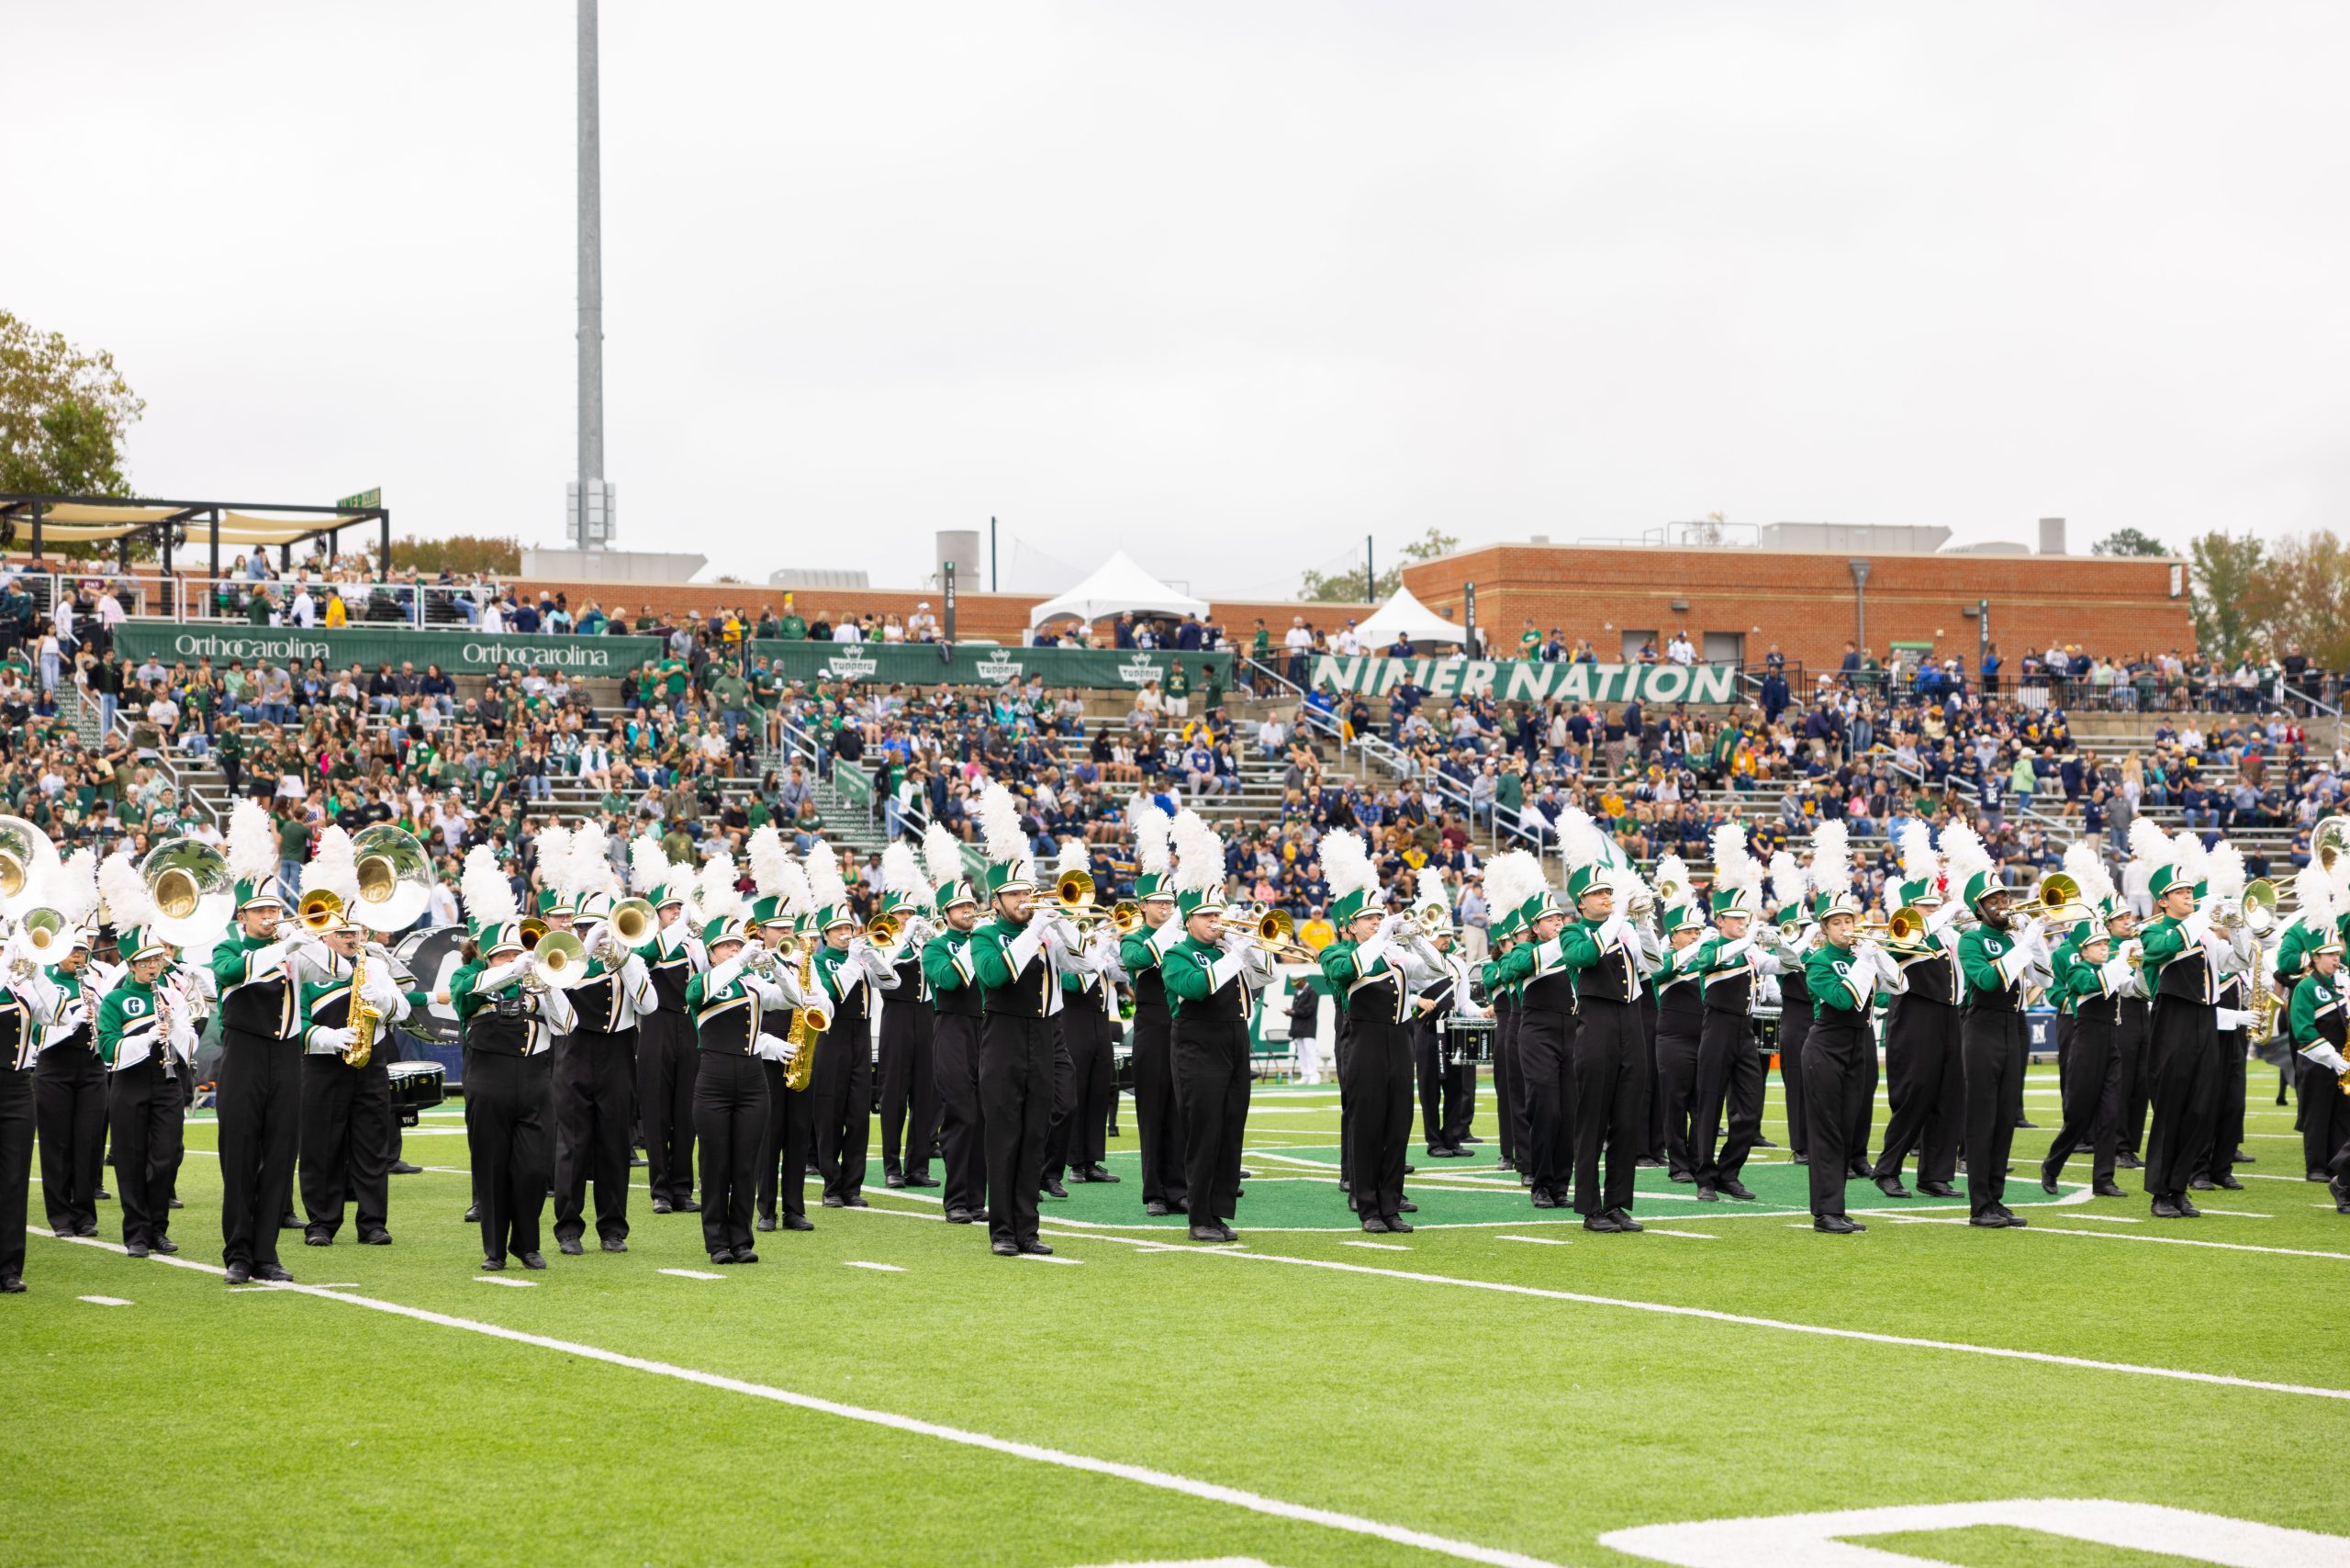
left=0, top=310, right=143, bottom=497
left=2186, top=532, right=2270, bottom=665
left=2092, top=527, right=2167, bottom=557
left=1299, top=526, right=1460, bottom=603
left=388, top=534, right=521, bottom=576
left=2259, top=532, right=2350, bottom=670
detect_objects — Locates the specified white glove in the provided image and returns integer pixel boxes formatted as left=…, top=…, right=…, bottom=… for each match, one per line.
left=2301, top=1040, right=2350, bottom=1074
left=1379, top=913, right=1409, bottom=939
left=2216, top=1008, right=2254, bottom=1032
left=1718, top=935, right=1754, bottom=962
left=313, top=1025, right=357, bottom=1051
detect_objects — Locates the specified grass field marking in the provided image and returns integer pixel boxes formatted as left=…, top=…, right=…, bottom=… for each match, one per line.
left=2190, top=1208, right=2273, bottom=1218
left=658, top=1268, right=727, bottom=1280
left=473, top=1275, right=537, bottom=1287
left=2053, top=1214, right=2142, bottom=1223
left=842, top=1261, right=906, bottom=1272
left=33, top=1234, right=1568, bottom=1568
left=1494, top=1235, right=1572, bottom=1246
left=1879, top=1215, right=2350, bottom=1262
left=1040, top=1232, right=2350, bottom=1404
left=77, top=1294, right=132, bottom=1305
left=1637, top=1230, right=1718, bottom=1240
left=1339, top=1241, right=1411, bottom=1251
left=1020, top=1252, right=1084, bottom=1264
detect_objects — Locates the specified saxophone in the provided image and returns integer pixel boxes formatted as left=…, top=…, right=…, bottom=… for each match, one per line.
left=345, top=943, right=381, bottom=1069
left=783, top=938, right=828, bottom=1092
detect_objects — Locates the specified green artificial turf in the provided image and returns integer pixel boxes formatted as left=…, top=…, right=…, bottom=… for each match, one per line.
left=5, top=1068, right=2344, bottom=1567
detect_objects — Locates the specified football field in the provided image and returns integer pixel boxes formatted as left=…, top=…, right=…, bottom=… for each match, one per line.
left=10, top=1066, right=2348, bottom=1568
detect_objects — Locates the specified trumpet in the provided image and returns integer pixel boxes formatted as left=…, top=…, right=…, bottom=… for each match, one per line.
left=865, top=910, right=903, bottom=948
left=2008, top=872, right=2091, bottom=931
left=1856, top=905, right=1929, bottom=946
left=610, top=898, right=657, bottom=949
left=530, top=929, right=591, bottom=990
left=297, top=888, right=346, bottom=935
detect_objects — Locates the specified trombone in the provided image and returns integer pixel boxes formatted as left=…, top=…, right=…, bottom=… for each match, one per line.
left=1039, top=868, right=1140, bottom=935
left=1239, top=906, right=1326, bottom=963
left=1855, top=904, right=1929, bottom=947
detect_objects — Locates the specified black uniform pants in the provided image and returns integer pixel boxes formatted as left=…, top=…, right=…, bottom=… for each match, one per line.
left=2201, top=1030, right=2247, bottom=1178
left=1778, top=999, right=1813, bottom=1159
left=218, top=1029, right=301, bottom=1269
left=1872, top=996, right=1962, bottom=1186
left=0, top=1066, right=29, bottom=1282
left=2301, top=1061, right=2350, bottom=1177
left=1803, top=1014, right=1873, bottom=1217
left=1654, top=1014, right=1702, bottom=1179
left=694, top=1050, right=764, bottom=1255
left=1041, top=1020, right=1080, bottom=1181
left=2117, top=1005, right=2151, bottom=1158
left=2144, top=998, right=2220, bottom=1203
left=1493, top=1006, right=1522, bottom=1167
left=931, top=1014, right=986, bottom=1216
left=1962, top=1008, right=2027, bottom=1218
left=812, top=1025, right=872, bottom=1203
left=298, top=1053, right=392, bottom=1239
left=1515, top=1007, right=1574, bottom=1198
left=638, top=1009, right=699, bottom=1205
left=1061, top=1009, right=1115, bottom=1171
left=1414, top=1023, right=1472, bottom=1152
left=1844, top=1024, right=1877, bottom=1173
left=1693, top=1010, right=1761, bottom=1187
left=1571, top=998, right=1648, bottom=1216
left=107, top=1058, right=185, bottom=1249
left=877, top=1004, right=937, bottom=1179
left=554, top=1028, right=635, bottom=1244
left=1639, top=990, right=1664, bottom=1160
left=1342, top=1018, right=1413, bottom=1221
left=2042, top=1013, right=2121, bottom=1187
left=1130, top=1007, right=1186, bottom=1208
left=467, top=1050, right=552, bottom=1261
left=35, top=1042, right=106, bottom=1235
left=756, top=1058, right=816, bottom=1222
left=1172, top=1016, right=1250, bottom=1226
left=980, top=1014, right=1055, bottom=1246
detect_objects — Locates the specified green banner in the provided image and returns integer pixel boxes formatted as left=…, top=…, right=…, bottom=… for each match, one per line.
left=1306, top=654, right=1741, bottom=706
left=748, top=640, right=1235, bottom=691
left=116, top=622, right=664, bottom=678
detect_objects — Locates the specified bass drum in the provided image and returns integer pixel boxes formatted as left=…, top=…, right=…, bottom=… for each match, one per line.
left=391, top=924, right=473, bottom=1085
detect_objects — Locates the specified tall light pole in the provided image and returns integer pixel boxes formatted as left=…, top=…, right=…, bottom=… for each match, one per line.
left=569, top=0, right=613, bottom=549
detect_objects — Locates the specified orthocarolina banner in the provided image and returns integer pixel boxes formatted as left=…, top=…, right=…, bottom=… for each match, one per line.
left=748, top=641, right=1235, bottom=689
left=117, top=622, right=664, bottom=677
left=1307, top=655, right=1740, bottom=706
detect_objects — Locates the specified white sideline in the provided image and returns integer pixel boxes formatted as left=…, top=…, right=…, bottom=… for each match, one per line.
left=32, top=1233, right=1562, bottom=1568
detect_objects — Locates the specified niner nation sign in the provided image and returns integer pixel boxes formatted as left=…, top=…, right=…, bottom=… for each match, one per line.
left=1308, top=655, right=1741, bottom=706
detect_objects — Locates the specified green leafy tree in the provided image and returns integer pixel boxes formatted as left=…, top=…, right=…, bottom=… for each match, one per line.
left=2261, top=531, right=2350, bottom=670
left=2091, top=526, right=2167, bottom=557
left=1299, top=526, right=1460, bottom=603
left=2186, top=532, right=2270, bottom=665
left=388, top=534, right=521, bottom=576
left=0, top=310, right=143, bottom=497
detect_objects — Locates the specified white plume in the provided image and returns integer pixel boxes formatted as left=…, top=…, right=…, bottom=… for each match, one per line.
left=1655, top=853, right=1692, bottom=905
left=2063, top=839, right=2116, bottom=909
left=1897, top=820, right=1941, bottom=886
left=228, top=799, right=278, bottom=884
left=1131, top=794, right=1171, bottom=877
left=48, top=849, right=97, bottom=928
left=778, top=857, right=815, bottom=919
left=568, top=821, right=618, bottom=902
left=461, top=845, right=517, bottom=931
left=1558, top=808, right=1606, bottom=870
left=921, top=821, right=965, bottom=894
left=2127, top=817, right=2177, bottom=873
left=2203, top=840, right=2243, bottom=901
left=747, top=823, right=795, bottom=899
left=2172, top=829, right=2210, bottom=891
left=302, top=824, right=359, bottom=903
left=1766, top=851, right=1807, bottom=913
left=976, top=783, right=1028, bottom=868
left=804, top=839, right=849, bottom=913
left=629, top=831, right=672, bottom=896
left=97, top=850, right=157, bottom=931
left=2294, top=861, right=2338, bottom=935
left=1809, top=821, right=1852, bottom=899
left=1483, top=849, right=1547, bottom=918
left=696, top=851, right=745, bottom=925
left=881, top=840, right=923, bottom=899
left=534, top=824, right=575, bottom=907
left=1170, top=809, right=1225, bottom=897
left=1939, top=821, right=1993, bottom=885
left=1710, top=822, right=1762, bottom=894
left=1056, top=837, right=1091, bottom=874
left=1317, top=828, right=1380, bottom=906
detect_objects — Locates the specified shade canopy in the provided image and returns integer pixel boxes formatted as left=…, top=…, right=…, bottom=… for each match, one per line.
left=1026, top=551, right=1208, bottom=631
left=1355, top=584, right=1468, bottom=648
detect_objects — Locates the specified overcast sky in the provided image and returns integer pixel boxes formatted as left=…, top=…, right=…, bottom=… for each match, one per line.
left=13, top=3, right=2348, bottom=597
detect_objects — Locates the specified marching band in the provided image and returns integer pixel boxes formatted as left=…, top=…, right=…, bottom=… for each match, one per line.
left=6, top=789, right=2350, bottom=1296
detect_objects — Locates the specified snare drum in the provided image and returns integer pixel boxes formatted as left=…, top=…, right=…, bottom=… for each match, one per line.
left=386, top=1059, right=447, bottom=1127
left=1439, top=1016, right=1497, bottom=1064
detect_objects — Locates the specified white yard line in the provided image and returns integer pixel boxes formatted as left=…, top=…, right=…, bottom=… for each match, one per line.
left=659, top=1268, right=726, bottom=1281
left=1879, top=1215, right=2346, bottom=1261
left=33, top=1233, right=1561, bottom=1568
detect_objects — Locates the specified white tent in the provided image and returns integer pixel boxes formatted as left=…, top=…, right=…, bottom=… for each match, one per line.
left=1026, top=551, right=1208, bottom=633
left=1354, top=584, right=1468, bottom=650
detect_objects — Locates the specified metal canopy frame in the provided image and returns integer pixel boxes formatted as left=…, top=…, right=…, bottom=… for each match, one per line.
left=0, top=493, right=393, bottom=582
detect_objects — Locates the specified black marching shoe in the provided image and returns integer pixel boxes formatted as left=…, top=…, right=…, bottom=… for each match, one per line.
left=0, top=1273, right=22, bottom=1293
left=1845, top=1161, right=1871, bottom=1181
left=1143, top=1201, right=1171, bottom=1217
left=2188, top=1176, right=2216, bottom=1192
left=2212, top=1173, right=2244, bottom=1191
left=651, top=1198, right=674, bottom=1215
left=1880, top=1175, right=1915, bottom=1199
left=2093, top=1181, right=2127, bottom=1199
left=992, top=1239, right=1021, bottom=1256
left=1217, top=1224, right=1239, bottom=1242
left=1695, top=1184, right=1720, bottom=1203
left=2116, top=1151, right=2143, bottom=1170
left=734, top=1249, right=759, bottom=1264
left=253, top=1264, right=293, bottom=1282
left=95, top=1188, right=111, bottom=1201
left=711, top=1249, right=736, bottom=1265
left=1582, top=1213, right=1626, bottom=1233
left=906, top=1172, right=941, bottom=1188
left=1968, top=1212, right=2009, bottom=1227
left=304, top=1230, right=333, bottom=1248
left=1753, top=1137, right=1779, bottom=1149
left=945, top=1208, right=978, bottom=1224
left=1360, top=1216, right=1391, bottom=1234
left=1668, top=1170, right=1695, bottom=1183
left=885, top=1170, right=907, bottom=1189
left=601, top=1238, right=628, bottom=1253
left=2039, top=1169, right=2061, bottom=1195
left=558, top=1238, right=585, bottom=1257
left=167, top=1197, right=184, bottom=1209
left=2151, top=1197, right=2184, bottom=1219
left=519, top=1252, right=547, bottom=1270
left=1084, top=1166, right=1120, bottom=1183
left=2175, top=1196, right=2202, bottom=1218
left=1813, top=1214, right=1864, bottom=1234
left=355, top=1231, right=389, bottom=1248
left=1635, top=1156, right=1667, bottom=1169
left=1396, top=1199, right=1417, bottom=1213
left=73, top=1224, right=96, bottom=1238
left=1606, top=1208, right=1643, bottom=1232
left=390, top=1160, right=422, bottom=1175
left=481, top=1254, right=506, bottom=1270
left=280, top=1211, right=300, bottom=1229
left=153, top=1236, right=181, bottom=1254
left=677, top=1199, right=703, bottom=1213
left=1427, top=1145, right=1462, bottom=1159
left=1994, top=1206, right=2028, bottom=1228
left=782, top=1215, right=815, bottom=1232
left=756, top=1215, right=778, bottom=1233
left=464, top=1204, right=481, bottom=1224
left=845, top=1195, right=871, bottom=1208
left=1385, top=1215, right=1415, bottom=1233
left=2234, top=1148, right=2255, bottom=1163
left=125, top=1242, right=150, bottom=1260
left=822, top=1195, right=845, bottom=1208
left=1040, top=1176, right=1069, bottom=1199
left=1791, top=1153, right=1808, bottom=1166
left=224, top=1262, right=252, bottom=1284
left=1187, top=1226, right=1225, bottom=1243
left=1918, top=1182, right=1961, bottom=1199
left=1718, top=1180, right=1755, bottom=1202
left=1017, top=1239, right=1054, bottom=1256
left=1530, top=1188, right=1559, bottom=1209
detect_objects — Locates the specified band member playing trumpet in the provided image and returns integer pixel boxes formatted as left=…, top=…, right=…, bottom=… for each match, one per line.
left=1803, top=890, right=1901, bottom=1233
left=807, top=839, right=895, bottom=1210
left=554, top=864, right=655, bottom=1256
left=1117, top=801, right=1189, bottom=1217
left=1954, top=859, right=2051, bottom=1228
left=1049, top=849, right=1125, bottom=1193
left=214, top=801, right=311, bottom=1284
left=629, top=832, right=702, bottom=1216
left=453, top=846, right=577, bottom=1271
left=2287, top=936, right=2350, bottom=1212
left=873, top=841, right=940, bottom=1191
left=688, top=881, right=802, bottom=1266
left=0, top=921, right=68, bottom=1294
left=1869, top=824, right=1970, bottom=1200
left=1319, top=830, right=1431, bottom=1232
left=1160, top=812, right=1270, bottom=1245
left=919, top=826, right=990, bottom=1226
left=96, top=926, right=198, bottom=1260
left=2130, top=823, right=2227, bottom=1220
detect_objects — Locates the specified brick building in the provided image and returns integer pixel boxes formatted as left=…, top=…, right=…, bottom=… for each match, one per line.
left=1402, top=541, right=2193, bottom=677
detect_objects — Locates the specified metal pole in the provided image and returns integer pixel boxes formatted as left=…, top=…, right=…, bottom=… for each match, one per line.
left=1849, top=558, right=1872, bottom=659
left=1463, top=580, right=1477, bottom=658
left=576, top=0, right=604, bottom=546
left=207, top=509, right=219, bottom=611
left=1978, top=599, right=1990, bottom=692
left=1366, top=533, right=1375, bottom=603
left=990, top=516, right=998, bottom=593
left=943, top=559, right=957, bottom=645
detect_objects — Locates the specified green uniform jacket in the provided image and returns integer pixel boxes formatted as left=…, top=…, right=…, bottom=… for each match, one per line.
left=95, top=978, right=161, bottom=1069
left=2136, top=913, right=2201, bottom=996
left=970, top=916, right=1042, bottom=992
left=1958, top=925, right=2025, bottom=1005
left=922, top=928, right=979, bottom=996
left=1805, top=943, right=1873, bottom=1015
left=1494, top=924, right=1604, bottom=986
left=1160, top=934, right=1245, bottom=1019
left=2049, top=938, right=2081, bottom=1015
left=2290, top=970, right=2343, bottom=1047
